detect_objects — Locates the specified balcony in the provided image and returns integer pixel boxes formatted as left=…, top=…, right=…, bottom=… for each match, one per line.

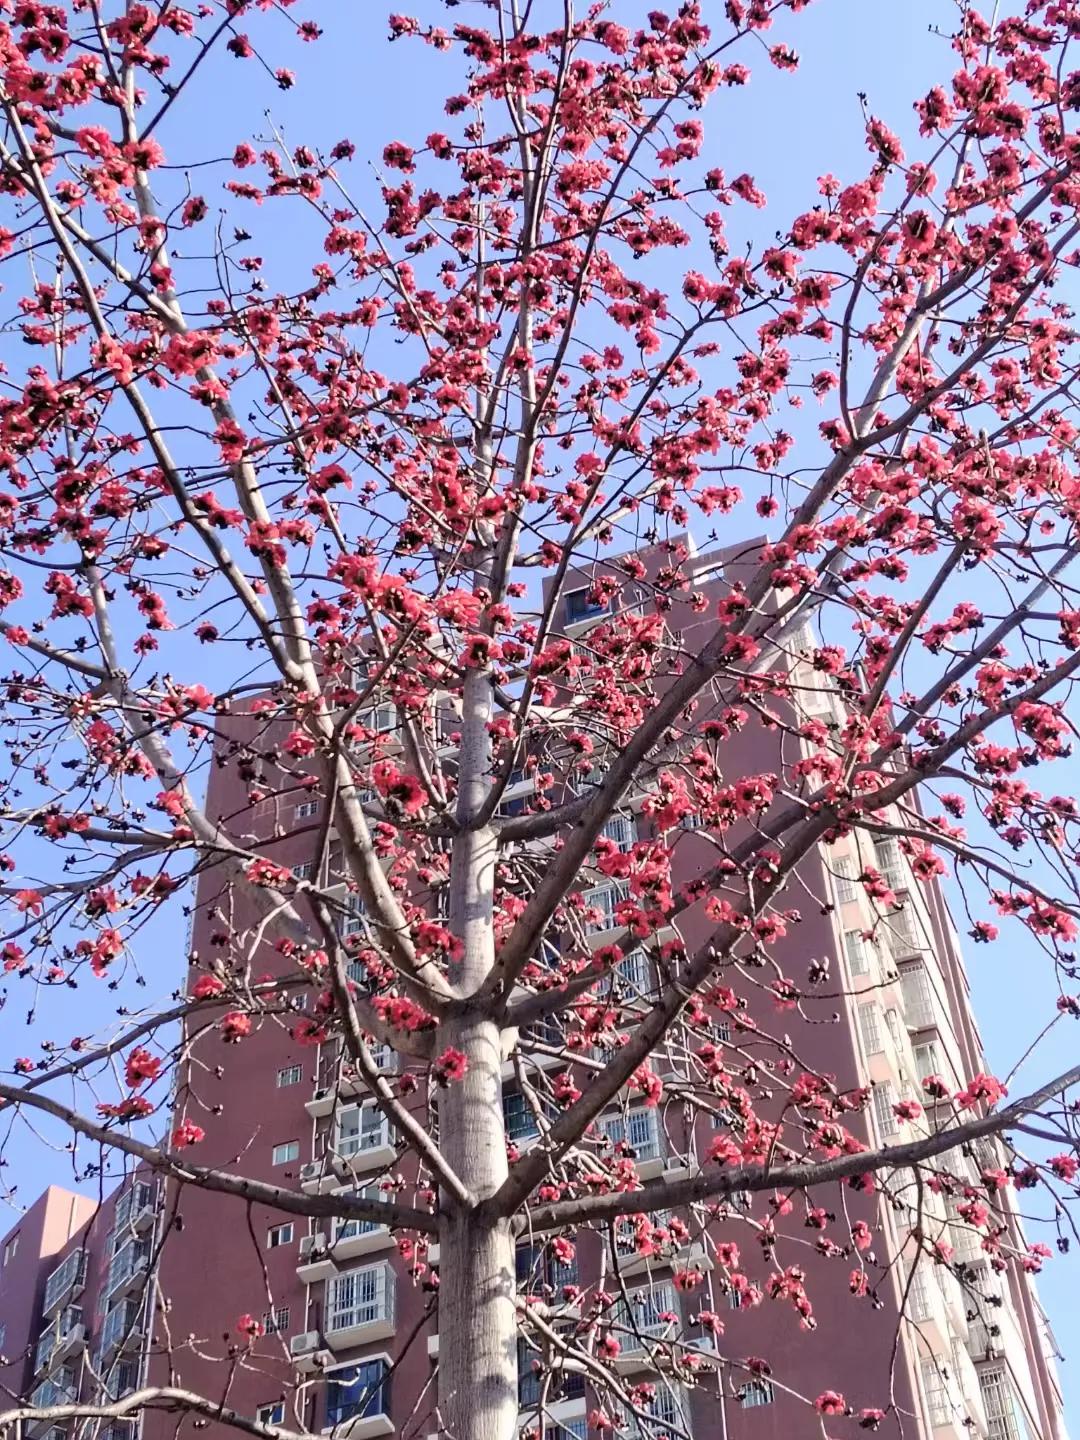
left=899, top=964, right=937, bottom=1032
left=34, top=1310, right=84, bottom=1375
left=332, top=1106, right=396, bottom=1175
left=598, top=1108, right=666, bottom=1179
left=111, top=1181, right=156, bottom=1243
left=297, top=1206, right=393, bottom=1285
left=42, top=1251, right=87, bottom=1317
left=322, top=1358, right=393, bottom=1439
left=324, top=1261, right=396, bottom=1349
left=104, top=1238, right=151, bottom=1300
left=610, top=1283, right=683, bottom=1368
left=97, top=1298, right=144, bottom=1359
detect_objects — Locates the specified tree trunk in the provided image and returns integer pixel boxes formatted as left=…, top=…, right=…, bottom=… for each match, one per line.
left=436, top=1014, right=517, bottom=1440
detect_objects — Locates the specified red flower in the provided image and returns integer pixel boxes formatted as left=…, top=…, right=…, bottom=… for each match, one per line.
left=220, top=1011, right=252, bottom=1042
left=815, top=1391, right=847, bottom=1416
left=173, top=1119, right=205, bottom=1147
left=124, top=1047, right=162, bottom=1090
left=433, top=1047, right=468, bottom=1085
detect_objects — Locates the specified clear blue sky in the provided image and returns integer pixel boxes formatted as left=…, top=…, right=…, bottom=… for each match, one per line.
left=0, top=0, right=1076, bottom=1424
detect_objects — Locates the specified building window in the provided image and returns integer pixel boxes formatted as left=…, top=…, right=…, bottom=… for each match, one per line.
left=257, top=1403, right=285, bottom=1428
left=874, top=838, right=905, bottom=891
left=920, top=1359, right=951, bottom=1428
left=914, top=1041, right=944, bottom=1083
left=612, top=1281, right=679, bottom=1353
left=844, top=930, right=871, bottom=979
left=295, top=800, right=319, bottom=819
left=271, top=1141, right=299, bottom=1167
left=267, top=1224, right=294, bottom=1249
left=583, top=882, right=629, bottom=934
left=886, top=902, right=921, bottom=956
left=338, top=895, right=366, bottom=937
left=979, top=1366, right=1022, bottom=1440
left=516, top=1241, right=578, bottom=1293
left=325, top=1359, right=391, bottom=1429
left=739, top=1379, right=774, bottom=1408
left=900, top=964, right=935, bottom=1030
left=907, top=1267, right=932, bottom=1322
left=858, top=1003, right=884, bottom=1055
left=600, top=1107, right=662, bottom=1162
left=565, top=587, right=606, bottom=624
left=3, top=1234, right=18, bottom=1266
left=262, top=1306, right=290, bottom=1335
left=617, top=948, right=651, bottom=993
left=601, top=814, right=635, bottom=851
left=293, top=861, right=313, bottom=881
left=0, top=1322, right=7, bottom=1354
left=834, top=855, right=859, bottom=904
left=334, top=1185, right=386, bottom=1243
left=518, top=1330, right=585, bottom=1406
left=335, top=1104, right=391, bottom=1159
left=276, top=1065, right=302, bottom=1088
left=503, top=1091, right=540, bottom=1142
left=325, top=1263, right=394, bottom=1333
left=872, top=1084, right=898, bottom=1140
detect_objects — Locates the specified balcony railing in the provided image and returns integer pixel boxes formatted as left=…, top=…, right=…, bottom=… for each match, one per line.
left=324, top=1261, right=395, bottom=1345
left=42, top=1251, right=86, bottom=1316
left=34, top=1309, right=83, bottom=1374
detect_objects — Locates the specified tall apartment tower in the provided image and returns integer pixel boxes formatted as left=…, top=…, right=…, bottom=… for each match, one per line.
left=0, top=1177, right=160, bottom=1440
left=1, top=538, right=1066, bottom=1440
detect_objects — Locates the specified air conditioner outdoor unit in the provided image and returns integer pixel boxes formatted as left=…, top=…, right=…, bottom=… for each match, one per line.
left=299, top=1161, right=321, bottom=1183
left=289, top=1331, right=320, bottom=1358
left=299, top=1233, right=328, bottom=1260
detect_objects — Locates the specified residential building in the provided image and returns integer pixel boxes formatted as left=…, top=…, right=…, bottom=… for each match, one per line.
left=2, top=537, right=1067, bottom=1440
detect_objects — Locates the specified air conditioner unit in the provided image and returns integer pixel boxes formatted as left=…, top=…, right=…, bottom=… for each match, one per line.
left=299, top=1233, right=328, bottom=1260
left=299, top=1161, right=321, bottom=1183
left=289, top=1331, right=320, bottom=1358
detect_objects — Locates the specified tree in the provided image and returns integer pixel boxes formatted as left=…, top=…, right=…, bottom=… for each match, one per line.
left=0, top=2, right=1079, bottom=1438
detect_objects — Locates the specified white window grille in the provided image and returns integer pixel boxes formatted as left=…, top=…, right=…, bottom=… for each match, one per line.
left=834, top=855, right=859, bottom=904
left=921, top=1359, right=950, bottom=1427
left=43, top=1250, right=86, bottom=1313
left=844, top=930, right=871, bottom=978
left=618, top=949, right=651, bottom=993
left=979, top=1367, right=1022, bottom=1440
left=338, top=895, right=366, bottom=937
left=900, top=965, right=935, bottom=1030
left=907, top=1267, right=932, bottom=1321
left=276, top=1065, right=302, bottom=1088
left=293, top=861, right=314, bottom=881
left=584, top=883, right=628, bottom=933
left=601, top=814, right=636, bottom=851
left=325, top=1262, right=394, bottom=1333
left=874, top=838, right=905, bottom=891
left=262, top=1306, right=290, bottom=1335
left=739, top=1379, right=774, bottom=1408
left=363, top=704, right=398, bottom=735
left=858, top=1003, right=884, bottom=1054
left=295, top=800, right=319, bottom=819
left=887, top=903, right=921, bottom=955
left=105, top=1238, right=150, bottom=1296
left=334, top=1185, right=386, bottom=1241
left=914, top=1041, right=944, bottom=1082
left=335, top=1105, right=391, bottom=1160
left=613, top=1282, right=678, bottom=1352
left=872, top=1084, right=898, bottom=1140
left=600, top=1108, right=662, bottom=1162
